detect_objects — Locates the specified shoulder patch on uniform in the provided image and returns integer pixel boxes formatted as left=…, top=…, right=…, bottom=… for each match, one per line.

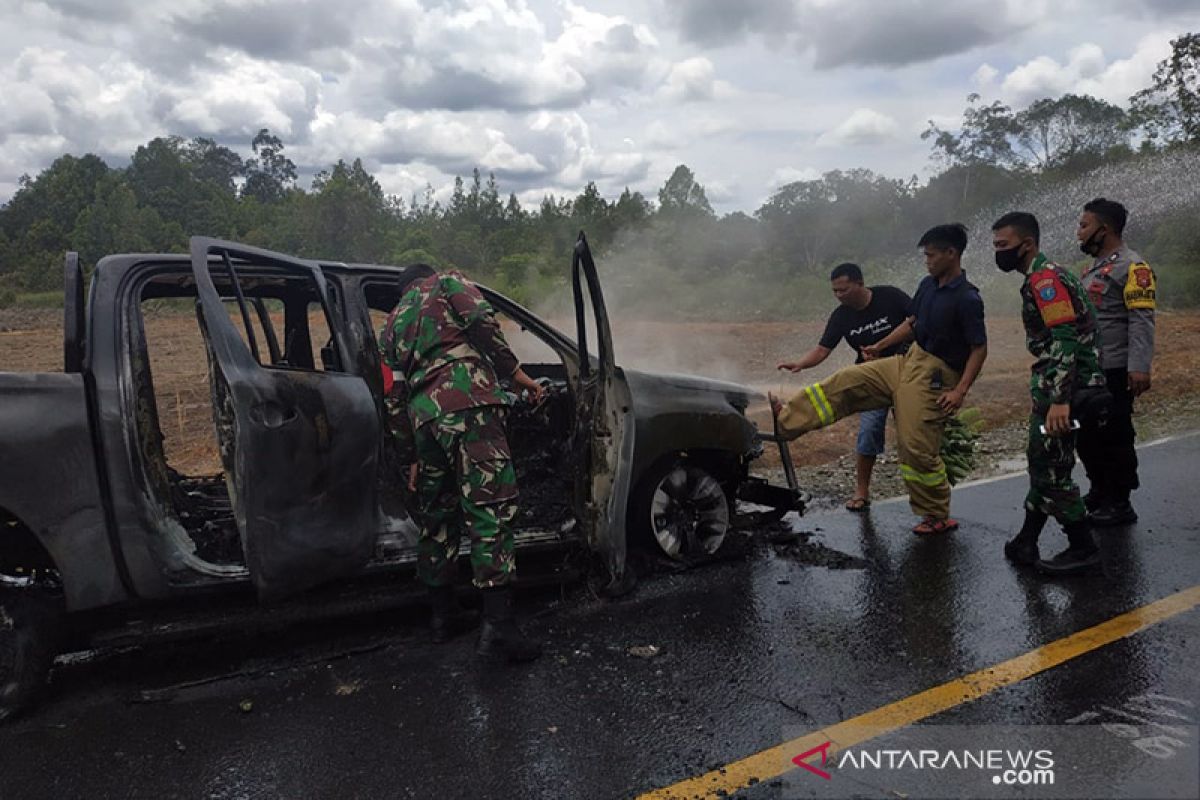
left=1124, top=262, right=1156, bottom=309
left=1031, top=269, right=1076, bottom=327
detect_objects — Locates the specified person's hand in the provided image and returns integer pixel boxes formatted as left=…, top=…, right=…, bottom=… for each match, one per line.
left=407, top=463, right=419, bottom=492
left=768, top=391, right=783, bottom=418
left=937, top=387, right=965, bottom=415
left=861, top=344, right=880, bottom=361
left=512, top=368, right=547, bottom=405
left=1044, top=403, right=1071, bottom=437
left=777, top=362, right=804, bottom=373
left=1128, top=371, right=1151, bottom=397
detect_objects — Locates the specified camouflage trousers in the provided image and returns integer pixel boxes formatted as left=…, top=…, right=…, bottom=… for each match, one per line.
left=1025, top=413, right=1087, bottom=524
left=413, top=406, right=518, bottom=589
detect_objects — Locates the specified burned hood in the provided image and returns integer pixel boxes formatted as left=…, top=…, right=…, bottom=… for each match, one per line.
left=621, top=369, right=759, bottom=412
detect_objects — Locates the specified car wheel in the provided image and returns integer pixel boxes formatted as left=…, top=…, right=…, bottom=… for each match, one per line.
left=637, top=461, right=730, bottom=561
left=0, top=592, right=61, bottom=722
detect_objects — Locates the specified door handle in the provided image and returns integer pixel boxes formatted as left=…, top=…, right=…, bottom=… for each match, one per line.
left=254, top=402, right=298, bottom=428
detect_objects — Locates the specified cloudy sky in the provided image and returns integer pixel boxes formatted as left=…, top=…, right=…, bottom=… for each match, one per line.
left=1, top=0, right=1198, bottom=213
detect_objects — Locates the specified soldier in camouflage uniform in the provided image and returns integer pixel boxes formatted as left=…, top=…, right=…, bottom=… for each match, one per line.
left=380, top=263, right=544, bottom=661
left=992, top=212, right=1104, bottom=575
left=1076, top=198, right=1155, bottom=527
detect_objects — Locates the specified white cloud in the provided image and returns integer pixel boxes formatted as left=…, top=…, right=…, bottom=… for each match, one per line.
left=769, top=165, right=820, bottom=188
left=999, top=34, right=1173, bottom=107
left=659, top=57, right=716, bottom=102
left=972, top=63, right=999, bottom=89
left=644, top=120, right=679, bottom=150
left=817, top=108, right=900, bottom=147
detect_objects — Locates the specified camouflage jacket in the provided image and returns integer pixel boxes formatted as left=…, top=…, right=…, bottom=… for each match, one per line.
left=1021, top=253, right=1105, bottom=413
left=379, top=271, right=520, bottom=454
left=1080, top=245, right=1156, bottom=374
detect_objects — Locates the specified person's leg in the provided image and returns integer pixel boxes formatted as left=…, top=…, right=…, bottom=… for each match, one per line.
left=414, top=415, right=479, bottom=642
left=1091, top=368, right=1139, bottom=525
left=414, top=418, right=462, bottom=589
left=1028, top=425, right=1099, bottom=575
left=775, top=358, right=899, bottom=440
left=895, top=348, right=958, bottom=528
left=1006, top=415, right=1050, bottom=565
left=849, top=407, right=888, bottom=509
left=452, top=407, right=539, bottom=662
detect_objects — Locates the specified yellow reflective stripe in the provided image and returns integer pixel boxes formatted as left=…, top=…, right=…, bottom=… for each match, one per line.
left=900, top=463, right=947, bottom=486
left=812, top=382, right=836, bottom=424
left=803, top=386, right=831, bottom=426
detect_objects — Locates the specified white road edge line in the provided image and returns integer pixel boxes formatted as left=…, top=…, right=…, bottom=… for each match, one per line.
left=870, top=428, right=1200, bottom=507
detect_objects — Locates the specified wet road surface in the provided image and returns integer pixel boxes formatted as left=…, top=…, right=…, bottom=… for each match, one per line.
left=2, top=434, right=1198, bottom=800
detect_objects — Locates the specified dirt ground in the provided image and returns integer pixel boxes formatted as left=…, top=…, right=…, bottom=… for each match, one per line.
left=3, top=308, right=1199, bottom=501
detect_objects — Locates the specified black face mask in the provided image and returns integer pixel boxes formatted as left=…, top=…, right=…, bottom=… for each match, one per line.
left=994, top=244, right=1025, bottom=273
left=1080, top=227, right=1107, bottom=257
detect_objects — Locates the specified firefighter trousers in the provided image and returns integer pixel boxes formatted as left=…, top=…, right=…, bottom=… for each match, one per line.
left=777, top=344, right=960, bottom=519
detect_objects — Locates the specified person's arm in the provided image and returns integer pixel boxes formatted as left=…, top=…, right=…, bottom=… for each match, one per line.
left=1030, top=275, right=1083, bottom=435
left=778, top=345, right=832, bottom=373
left=939, top=344, right=986, bottom=414
left=1124, top=261, right=1156, bottom=396
left=378, top=317, right=418, bottom=464
left=862, top=317, right=915, bottom=359
left=445, top=274, right=545, bottom=403
left=938, top=288, right=988, bottom=414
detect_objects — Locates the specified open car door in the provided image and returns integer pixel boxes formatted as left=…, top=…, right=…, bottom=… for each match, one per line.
left=571, top=233, right=636, bottom=585
left=190, top=237, right=380, bottom=601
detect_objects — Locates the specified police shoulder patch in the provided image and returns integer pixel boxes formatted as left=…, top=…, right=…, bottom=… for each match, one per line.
left=1124, top=262, right=1156, bottom=309
left=1031, top=269, right=1076, bottom=327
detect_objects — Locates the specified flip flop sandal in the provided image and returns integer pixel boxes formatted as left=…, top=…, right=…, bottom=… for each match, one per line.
left=912, top=516, right=959, bottom=535
left=845, top=496, right=870, bottom=512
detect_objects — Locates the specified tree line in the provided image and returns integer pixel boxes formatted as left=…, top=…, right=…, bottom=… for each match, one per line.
left=1, top=33, right=1198, bottom=317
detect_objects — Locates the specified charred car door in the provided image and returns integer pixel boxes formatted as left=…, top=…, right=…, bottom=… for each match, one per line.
left=189, top=238, right=380, bottom=601
left=571, top=234, right=636, bottom=583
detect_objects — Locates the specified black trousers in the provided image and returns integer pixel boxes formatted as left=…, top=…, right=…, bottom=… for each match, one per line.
left=1076, top=368, right=1140, bottom=501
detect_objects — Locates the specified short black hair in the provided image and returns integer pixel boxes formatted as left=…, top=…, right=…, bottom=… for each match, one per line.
left=397, top=262, right=436, bottom=291
left=1083, top=197, right=1127, bottom=236
left=917, top=223, right=968, bottom=255
left=991, top=212, right=1040, bottom=245
left=830, top=262, right=864, bottom=283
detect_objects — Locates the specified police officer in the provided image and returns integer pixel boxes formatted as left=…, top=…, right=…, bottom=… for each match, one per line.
left=771, top=224, right=988, bottom=535
left=1076, top=198, right=1156, bottom=526
left=992, top=212, right=1103, bottom=575
left=380, top=263, right=543, bottom=662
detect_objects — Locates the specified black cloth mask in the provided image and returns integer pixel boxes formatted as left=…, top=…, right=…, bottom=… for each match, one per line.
left=1080, top=227, right=1107, bottom=257
left=994, top=245, right=1024, bottom=273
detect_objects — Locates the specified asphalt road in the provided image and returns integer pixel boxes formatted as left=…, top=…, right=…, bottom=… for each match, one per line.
left=2, top=434, right=1199, bottom=800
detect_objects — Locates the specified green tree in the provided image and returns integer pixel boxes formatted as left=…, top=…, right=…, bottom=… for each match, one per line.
left=182, top=137, right=246, bottom=194
left=657, top=164, right=714, bottom=219
left=304, top=158, right=389, bottom=260
left=1014, top=94, right=1130, bottom=170
left=1129, top=32, right=1200, bottom=144
left=243, top=128, right=297, bottom=203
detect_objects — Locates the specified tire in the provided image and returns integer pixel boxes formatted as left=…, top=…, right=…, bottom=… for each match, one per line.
left=0, top=592, right=61, bottom=722
left=631, top=459, right=731, bottom=562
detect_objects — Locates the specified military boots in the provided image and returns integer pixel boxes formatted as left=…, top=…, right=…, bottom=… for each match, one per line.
left=1004, top=510, right=1048, bottom=566
left=477, top=586, right=542, bottom=663
left=1037, top=519, right=1101, bottom=575
left=429, top=584, right=480, bottom=643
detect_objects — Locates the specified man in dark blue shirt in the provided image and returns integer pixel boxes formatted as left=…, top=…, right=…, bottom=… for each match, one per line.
left=773, top=224, right=988, bottom=535
left=778, top=262, right=911, bottom=511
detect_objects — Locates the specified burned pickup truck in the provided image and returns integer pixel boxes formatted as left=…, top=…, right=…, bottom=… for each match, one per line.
left=0, top=235, right=802, bottom=718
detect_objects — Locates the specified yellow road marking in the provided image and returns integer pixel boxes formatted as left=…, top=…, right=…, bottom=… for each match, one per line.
left=638, top=584, right=1200, bottom=799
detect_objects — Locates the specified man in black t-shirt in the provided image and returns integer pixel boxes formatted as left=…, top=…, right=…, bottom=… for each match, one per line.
left=779, top=262, right=911, bottom=511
